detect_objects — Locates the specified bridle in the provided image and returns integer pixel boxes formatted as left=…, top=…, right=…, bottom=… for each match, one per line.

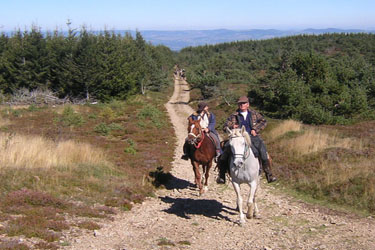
left=188, top=123, right=204, bottom=148
left=230, top=135, right=251, bottom=161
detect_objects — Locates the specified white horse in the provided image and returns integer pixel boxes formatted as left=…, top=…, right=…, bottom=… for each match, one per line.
left=227, top=127, right=260, bottom=225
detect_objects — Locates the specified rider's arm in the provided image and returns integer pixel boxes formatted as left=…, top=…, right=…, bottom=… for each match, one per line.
left=223, top=113, right=238, bottom=132
left=207, top=113, right=216, bottom=132
left=251, top=110, right=267, bottom=134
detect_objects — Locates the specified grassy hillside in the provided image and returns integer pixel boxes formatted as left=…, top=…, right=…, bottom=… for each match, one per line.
left=264, top=119, right=375, bottom=214
left=0, top=89, right=175, bottom=247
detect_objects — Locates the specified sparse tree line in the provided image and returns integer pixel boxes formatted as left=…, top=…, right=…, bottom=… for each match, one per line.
left=178, top=33, right=375, bottom=124
left=0, top=26, right=175, bottom=102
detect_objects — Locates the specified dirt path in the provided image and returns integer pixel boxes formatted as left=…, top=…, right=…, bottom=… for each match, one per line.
left=66, top=79, right=375, bottom=250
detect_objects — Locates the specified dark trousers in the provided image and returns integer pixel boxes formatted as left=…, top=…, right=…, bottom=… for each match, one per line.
left=250, top=135, right=268, bottom=165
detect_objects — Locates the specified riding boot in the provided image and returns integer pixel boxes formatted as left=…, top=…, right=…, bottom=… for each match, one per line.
left=215, top=150, right=221, bottom=163
left=210, top=131, right=222, bottom=163
left=181, top=140, right=190, bottom=160
left=262, top=160, right=277, bottom=183
left=216, top=158, right=226, bottom=184
left=216, top=144, right=230, bottom=184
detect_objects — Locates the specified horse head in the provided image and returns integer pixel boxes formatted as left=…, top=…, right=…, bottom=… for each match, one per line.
left=187, top=117, right=203, bottom=146
left=228, top=126, right=250, bottom=168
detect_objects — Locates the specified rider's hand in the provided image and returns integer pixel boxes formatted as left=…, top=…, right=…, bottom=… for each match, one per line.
left=233, top=124, right=239, bottom=129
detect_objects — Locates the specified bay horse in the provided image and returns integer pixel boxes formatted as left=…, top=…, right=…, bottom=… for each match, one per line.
left=227, top=126, right=260, bottom=225
left=186, top=117, right=216, bottom=195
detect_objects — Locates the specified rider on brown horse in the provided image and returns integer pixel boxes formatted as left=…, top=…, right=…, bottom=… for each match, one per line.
left=181, top=102, right=222, bottom=162
left=217, top=96, right=277, bottom=184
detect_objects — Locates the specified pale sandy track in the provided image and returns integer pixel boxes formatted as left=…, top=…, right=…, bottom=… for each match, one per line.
left=65, top=78, right=375, bottom=250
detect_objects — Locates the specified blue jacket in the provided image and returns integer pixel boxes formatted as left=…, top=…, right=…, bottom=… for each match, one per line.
left=189, top=111, right=219, bottom=136
left=236, top=110, right=253, bottom=134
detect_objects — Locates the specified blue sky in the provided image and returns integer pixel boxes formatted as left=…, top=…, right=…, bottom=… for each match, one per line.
left=1, top=0, right=375, bottom=31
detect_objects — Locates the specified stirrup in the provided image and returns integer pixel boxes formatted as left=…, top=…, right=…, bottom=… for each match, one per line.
left=181, top=154, right=189, bottom=160
left=214, top=155, right=220, bottom=163
left=266, top=175, right=277, bottom=183
left=216, top=177, right=225, bottom=184
left=215, top=152, right=222, bottom=163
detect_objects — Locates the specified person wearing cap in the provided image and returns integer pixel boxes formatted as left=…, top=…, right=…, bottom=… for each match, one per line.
left=181, top=102, right=222, bottom=162
left=216, top=96, right=277, bottom=183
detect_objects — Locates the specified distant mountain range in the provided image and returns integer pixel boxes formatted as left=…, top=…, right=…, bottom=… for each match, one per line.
left=135, top=28, right=375, bottom=51
left=4, top=28, right=374, bottom=51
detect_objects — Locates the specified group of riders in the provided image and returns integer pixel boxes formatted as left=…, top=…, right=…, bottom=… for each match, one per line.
left=174, top=65, right=186, bottom=80
left=181, top=96, right=277, bottom=184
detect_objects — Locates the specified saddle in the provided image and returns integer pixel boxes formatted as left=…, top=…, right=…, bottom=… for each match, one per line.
left=205, top=132, right=218, bottom=148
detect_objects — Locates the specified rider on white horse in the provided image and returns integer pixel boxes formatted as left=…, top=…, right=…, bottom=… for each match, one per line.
left=217, top=96, right=277, bottom=184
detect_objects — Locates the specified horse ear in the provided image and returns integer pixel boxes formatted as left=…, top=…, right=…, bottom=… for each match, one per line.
left=226, top=127, right=232, bottom=135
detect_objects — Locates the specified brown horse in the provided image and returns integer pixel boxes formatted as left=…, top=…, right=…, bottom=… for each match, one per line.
left=186, top=117, right=216, bottom=195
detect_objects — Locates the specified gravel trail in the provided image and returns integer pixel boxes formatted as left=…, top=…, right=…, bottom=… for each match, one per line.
left=65, top=78, right=375, bottom=250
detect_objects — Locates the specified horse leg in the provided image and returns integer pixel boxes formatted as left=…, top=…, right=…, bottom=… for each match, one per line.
left=193, top=162, right=202, bottom=189
left=201, top=165, right=206, bottom=185
left=232, top=181, right=245, bottom=225
left=192, top=162, right=203, bottom=194
left=204, top=162, right=212, bottom=186
left=246, top=180, right=258, bottom=219
left=253, top=180, right=260, bottom=218
left=201, top=163, right=211, bottom=193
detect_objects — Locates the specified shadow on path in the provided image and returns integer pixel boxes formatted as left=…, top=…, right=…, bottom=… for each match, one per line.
left=155, top=172, right=237, bottom=221
left=169, top=101, right=189, bottom=105
left=164, top=174, right=195, bottom=190
left=160, top=196, right=235, bottom=221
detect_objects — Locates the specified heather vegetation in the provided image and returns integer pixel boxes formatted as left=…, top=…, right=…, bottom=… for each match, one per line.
left=0, top=28, right=175, bottom=247
left=178, top=33, right=375, bottom=124
left=0, top=92, right=175, bottom=247
left=263, top=119, right=375, bottom=214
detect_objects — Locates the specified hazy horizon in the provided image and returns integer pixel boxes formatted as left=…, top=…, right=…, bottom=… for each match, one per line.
left=2, top=27, right=375, bottom=33
left=1, top=0, right=375, bottom=32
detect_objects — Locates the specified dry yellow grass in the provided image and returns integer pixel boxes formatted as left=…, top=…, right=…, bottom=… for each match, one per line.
left=284, top=129, right=355, bottom=155
left=270, top=120, right=359, bottom=156
left=0, top=117, right=11, bottom=127
left=268, top=119, right=302, bottom=140
left=0, top=132, right=108, bottom=169
left=320, top=158, right=375, bottom=187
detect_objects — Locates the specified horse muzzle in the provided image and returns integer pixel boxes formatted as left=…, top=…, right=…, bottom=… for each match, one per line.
left=233, top=158, right=244, bottom=168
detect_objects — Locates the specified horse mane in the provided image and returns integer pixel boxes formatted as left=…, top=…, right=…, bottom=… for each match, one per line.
left=231, top=128, right=251, bottom=146
left=243, top=131, right=251, bottom=146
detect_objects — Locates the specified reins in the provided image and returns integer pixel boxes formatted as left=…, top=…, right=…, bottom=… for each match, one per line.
left=188, top=123, right=204, bottom=148
left=194, top=131, right=205, bottom=148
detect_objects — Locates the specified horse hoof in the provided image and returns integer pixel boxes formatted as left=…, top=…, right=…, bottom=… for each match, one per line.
left=253, top=214, right=262, bottom=219
left=246, top=213, right=253, bottom=219
left=238, top=220, right=246, bottom=226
